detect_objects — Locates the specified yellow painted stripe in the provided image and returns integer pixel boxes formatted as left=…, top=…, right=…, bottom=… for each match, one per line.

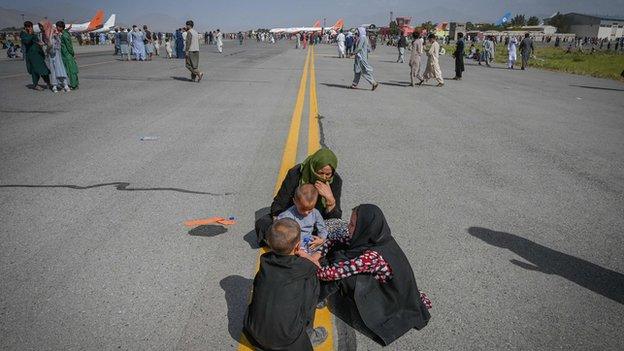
left=307, top=45, right=335, bottom=351
left=237, top=47, right=312, bottom=351
left=307, top=46, right=321, bottom=155
left=273, top=47, right=312, bottom=196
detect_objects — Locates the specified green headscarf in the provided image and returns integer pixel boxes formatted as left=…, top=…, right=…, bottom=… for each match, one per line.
left=300, top=148, right=338, bottom=185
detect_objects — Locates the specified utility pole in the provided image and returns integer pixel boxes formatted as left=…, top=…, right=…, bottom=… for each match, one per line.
left=323, top=18, right=326, bottom=28
left=390, top=11, right=393, bottom=24
left=21, top=13, right=24, bottom=27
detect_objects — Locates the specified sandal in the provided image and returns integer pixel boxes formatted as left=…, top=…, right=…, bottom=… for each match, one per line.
left=349, top=84, right=357, bottom=89
left=372, top=83, right=379, bottom=91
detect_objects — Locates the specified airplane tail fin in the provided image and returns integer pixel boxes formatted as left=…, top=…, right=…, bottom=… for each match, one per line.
left=332, top=19, right=344, bottom=30
left=312, top=20, right=321, bottom=27
left=86, top=9, right=105, bottom=31
left=102, top=14, right=115, bottom=29
left=496, top=12, right=512, bottom=26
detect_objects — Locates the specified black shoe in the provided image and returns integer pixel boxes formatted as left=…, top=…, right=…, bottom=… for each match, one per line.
left=307, top=327, right=328, bottom=346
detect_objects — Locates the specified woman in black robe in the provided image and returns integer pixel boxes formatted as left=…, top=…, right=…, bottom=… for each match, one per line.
left=317, top=204, right=431, bottom=346
left=255, top=148, right=342, bottom=246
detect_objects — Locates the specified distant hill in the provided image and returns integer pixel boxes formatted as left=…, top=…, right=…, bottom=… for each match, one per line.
left=0, top=7, right=42, bottom=29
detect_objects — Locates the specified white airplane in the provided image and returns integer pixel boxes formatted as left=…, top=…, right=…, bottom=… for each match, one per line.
left=91, top=14, right=116, bottom=33
left=33, top=9, right=105, bottom=33
left=270, top=19, right=344, bottom=35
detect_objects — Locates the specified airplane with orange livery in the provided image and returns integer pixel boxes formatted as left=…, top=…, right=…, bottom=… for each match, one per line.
left=34, top=9, right=106, bottom=33
left=269, top=19, right=345, bottom=35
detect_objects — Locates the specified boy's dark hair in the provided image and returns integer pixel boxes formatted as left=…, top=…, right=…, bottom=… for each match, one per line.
left=457, top=32, right=464, bottom=38
left=267, top=218, right=301, bottom=254
left=56, top=21, right=65, bottom=29
left=24, top=21, right=33, bottom=28
left=412, top=31, right=420, bottom=39
left=428, top=33, right=436, bottom=40
left=186, top=20, right=194, bottom=27
left=294, top=183, right=318, bottom=205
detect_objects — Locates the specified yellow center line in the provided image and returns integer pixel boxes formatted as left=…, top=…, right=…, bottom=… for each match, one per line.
left=307, top=45, right=335, bottom=351
left=307, top=46, right=321, bottom=155
left=238, top=47, right=319, bottom=351
left=273, top=47, right=312, bottom=196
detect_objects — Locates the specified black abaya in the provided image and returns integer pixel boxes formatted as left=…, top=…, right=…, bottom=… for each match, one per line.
left=325, top=204, right=430, bottom=345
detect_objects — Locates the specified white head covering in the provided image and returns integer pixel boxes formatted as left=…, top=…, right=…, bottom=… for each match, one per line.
left=358, top=27, right=366, bottom=39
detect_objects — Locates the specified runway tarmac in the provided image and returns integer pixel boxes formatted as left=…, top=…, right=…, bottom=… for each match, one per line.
left=1, top=40, right=623, bottom=350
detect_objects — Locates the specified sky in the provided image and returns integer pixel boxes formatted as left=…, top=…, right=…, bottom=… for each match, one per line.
left=2, top=0, right=624, bottom=32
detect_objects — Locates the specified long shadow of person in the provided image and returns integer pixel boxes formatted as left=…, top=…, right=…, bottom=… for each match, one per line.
left=468, top=227, right=624, bottom=304
left=220, top=275, right=253, bottom=342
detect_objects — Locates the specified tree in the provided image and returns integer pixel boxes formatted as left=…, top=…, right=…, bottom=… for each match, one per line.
left=510, top=14, right=526, bottom=26
left=420, top=21, right=435, bottom=33
left=527, top=16, right=540, bottom=26
left=547, top=14, right=570, bottom=33
left=389, top=20, right=399, bottom=36
left=466, top=22, right=475, bottom=31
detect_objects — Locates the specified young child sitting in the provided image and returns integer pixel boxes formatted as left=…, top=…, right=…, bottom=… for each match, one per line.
left=243, top=218, right=327, bottom=350
left=277, top=183, right=328, bottom=254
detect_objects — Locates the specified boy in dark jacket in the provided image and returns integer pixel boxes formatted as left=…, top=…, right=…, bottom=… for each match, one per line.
left=244, top=218, right=327, bottom=350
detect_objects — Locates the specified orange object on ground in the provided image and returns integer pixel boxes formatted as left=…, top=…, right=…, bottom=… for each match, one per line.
left=184, top=217, right=224, bottom=227
left=184, top=217, right=237, bottom=227
left=216, top=219, right=236, bottom=225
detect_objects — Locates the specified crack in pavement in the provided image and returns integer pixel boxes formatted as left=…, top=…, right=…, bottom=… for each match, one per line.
left=0, top=182, right=234, bottom=196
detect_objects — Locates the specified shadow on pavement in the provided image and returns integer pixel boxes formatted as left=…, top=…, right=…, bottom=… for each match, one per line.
left=569, top=84, right=624, bottom=92
left=171, top=76, right=194, bottom=82
left=220, top=275, right=253, bottom=342
left=0, top=182, right=232, bottom=196
left=188, top=224, right=227, bottom=237
left=468, top=227, right=624, bottom=304
left=380, top=81, right=411, bottom=87
left=243, top=230, right=259, bottom=249
left=321, top=83, right=352, bottom=89
left=246, top=207, right=270, bottom=249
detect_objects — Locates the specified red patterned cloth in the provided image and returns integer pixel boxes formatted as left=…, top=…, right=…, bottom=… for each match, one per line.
left=317, top=249, right=393, bottom=282
left=420, top=291, right=432, bottom=309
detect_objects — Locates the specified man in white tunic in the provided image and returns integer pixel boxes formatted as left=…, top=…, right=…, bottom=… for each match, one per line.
left=336, top=29, right=346, bottom=58
left=419, top=34, right=444, bottom=87
left=507, top=37, right=517, bottom=69
left=216, top=29, right=223, bottom=53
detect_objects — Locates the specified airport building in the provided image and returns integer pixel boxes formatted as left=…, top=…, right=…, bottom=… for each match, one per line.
left=560, top=13, right=624, bottom=39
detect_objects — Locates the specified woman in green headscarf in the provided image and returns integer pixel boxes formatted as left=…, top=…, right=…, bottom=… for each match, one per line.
left=255, top=148, right=343, bottom=246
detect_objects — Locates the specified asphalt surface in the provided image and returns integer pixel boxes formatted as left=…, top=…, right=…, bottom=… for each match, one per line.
left=1, top=40, right=623, bottom=351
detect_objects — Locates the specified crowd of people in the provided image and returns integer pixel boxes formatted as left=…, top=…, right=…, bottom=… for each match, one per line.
left=249, top=148, right=432, bottom=349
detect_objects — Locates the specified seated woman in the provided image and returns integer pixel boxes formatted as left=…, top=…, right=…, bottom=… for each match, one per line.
left=255, top=148, right=342, bottom=246
left=311, top=204, right=431, bottom=346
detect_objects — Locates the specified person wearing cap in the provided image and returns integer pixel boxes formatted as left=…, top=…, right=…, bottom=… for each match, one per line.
left=184, top=20, right=204, bottom=82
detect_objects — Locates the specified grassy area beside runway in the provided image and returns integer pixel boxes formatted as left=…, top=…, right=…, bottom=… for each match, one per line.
left=442, top=44, right=624, bottom=80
